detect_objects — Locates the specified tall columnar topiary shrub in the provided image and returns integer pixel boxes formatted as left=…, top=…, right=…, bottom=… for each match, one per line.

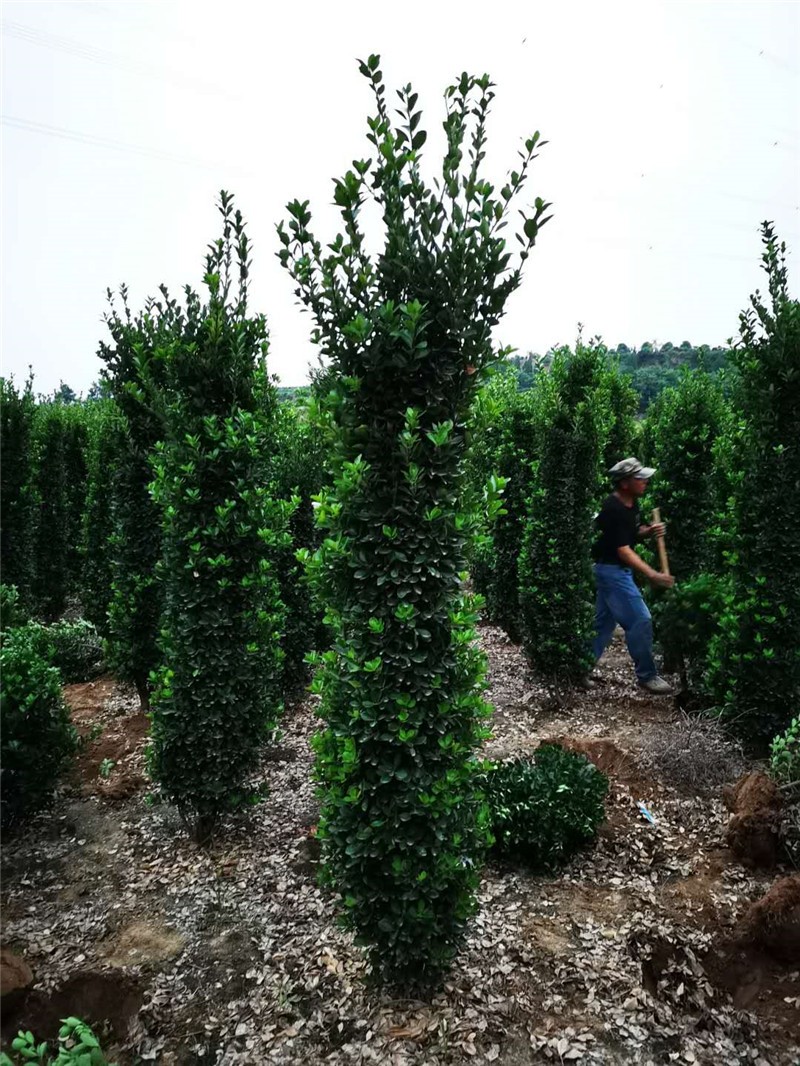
left=98, top=287, right=170, bottom=710
left=465, top=372, right=543, bottom=641
left=148, top=193, right=288, bottom=842
left=601, top=358, right=639, bottom=471
left=279, top=57, right=550, bottom=983
left=0, top=374, right=37, bottom=606
left=82, top=401, right=123, bottom=634
left=641, top=370, right=732, bottom=686
left=518, top=344, right=608, bottom=684
left=269, top=399, right=327, bottom=695
left=31, top=403, right=71, bottom=622
left=642, top=369, right=730, bottom=582
left=710, top=224, right=800, bottom=746
left=62, top=404, right=90, bottom=589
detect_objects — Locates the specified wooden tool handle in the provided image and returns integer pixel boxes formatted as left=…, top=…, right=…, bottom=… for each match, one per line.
left=651, top=507, right=671, bottom=576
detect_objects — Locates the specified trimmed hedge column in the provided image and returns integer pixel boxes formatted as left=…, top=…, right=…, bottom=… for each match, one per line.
left=279, top=58, right=550, bottom=983
left=148, top=194, right=288, bottom=842
left=711, top=224, right=800, bottom=746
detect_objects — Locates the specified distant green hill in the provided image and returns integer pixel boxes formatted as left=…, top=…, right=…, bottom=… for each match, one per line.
left=276, top=385, right=312, bottom=403
left=508, top=341, right=731, bottom=411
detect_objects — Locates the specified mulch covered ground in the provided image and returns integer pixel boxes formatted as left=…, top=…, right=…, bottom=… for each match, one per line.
left=2, top=627, right=798, bottom=1065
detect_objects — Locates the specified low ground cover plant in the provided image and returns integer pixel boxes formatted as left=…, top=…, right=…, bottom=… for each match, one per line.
left=1, top=1017, right=114, bottom=1066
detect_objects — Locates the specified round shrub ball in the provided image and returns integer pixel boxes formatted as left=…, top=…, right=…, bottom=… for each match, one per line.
left=485, top=744, right=609, bottom=869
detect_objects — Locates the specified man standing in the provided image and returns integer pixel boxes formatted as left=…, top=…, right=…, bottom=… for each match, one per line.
left=592, top=458, right=675, bottom=695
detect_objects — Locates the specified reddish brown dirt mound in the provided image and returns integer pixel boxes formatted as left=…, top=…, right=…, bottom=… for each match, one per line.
left=0, top=971, right=143, bottom=1049
left=66, top=677, right=149, bottom=801
left=62, top=675, right=118, bottom=722
left=541, top=736, right=637, bottom=781
left=736, top=875, right=800, bottom=964
left=0, top=949, right=33, bottom=998
left=75, top=712, right=149, bottom=800
left=723, top=772, right=781, bottom=814
left=722, top=772, right=783, bottom=868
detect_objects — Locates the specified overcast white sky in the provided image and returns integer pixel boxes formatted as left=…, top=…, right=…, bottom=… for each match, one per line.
left=2, top=0, right=799, bottom=394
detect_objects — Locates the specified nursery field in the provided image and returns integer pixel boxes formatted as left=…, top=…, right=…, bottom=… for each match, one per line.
left=2, top=57, right=799, bottom=1066
left=2, top=627, right=798, bottom=1066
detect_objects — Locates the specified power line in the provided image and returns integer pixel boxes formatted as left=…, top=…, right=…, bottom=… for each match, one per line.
left=2, top=114, right=253, bottom=176
left=2, top=18, right=240, bottom=102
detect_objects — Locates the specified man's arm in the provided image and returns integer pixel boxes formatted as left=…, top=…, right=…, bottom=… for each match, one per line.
left=617, top=544, right=674, bottom=587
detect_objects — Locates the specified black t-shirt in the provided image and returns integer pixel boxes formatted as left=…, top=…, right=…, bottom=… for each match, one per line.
left=592, top=494, right=640, bottom=565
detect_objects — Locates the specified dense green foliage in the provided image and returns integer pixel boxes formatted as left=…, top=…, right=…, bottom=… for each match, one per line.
left=148, top=194, right=288, bottom=842
left=280, top=57, right=550, bottom=984
left=0, top=626, right=77, bottom=830
left=643, top=370, right=730, bottom=582
left=31, top=404, right=72, bottom=621
left=82, top=402, right=123, bottom=634
left=518, top=343, right=610, bottom=683
left=485, top=745, right=608, bottom=868
left=98, top=288, right=169, bottom=709
left=14, top=619, right=105, bottom=684
left=601, top=359, right=640, bottom=471
left=269, top=400, right=327, bottom=694
left=771, top=717, right=800, bottom=787
left=466, top=374, right=541, bottom=640
left=1, top=387, right=91, bottom=624
left=1, top=584, right=30, bottom=631
left=0, top=375, right=37, bottom=604
left=62, top=406, right=89, bottom=587
left=709, top=225, right=800, bottom=746
left=1, top=1017, right=115, bottom=1066
left=642, top=371, right=731, bottom=684
left=650, top=572, right=731, bottom=694
left=468, top=346, right=636, bottom=654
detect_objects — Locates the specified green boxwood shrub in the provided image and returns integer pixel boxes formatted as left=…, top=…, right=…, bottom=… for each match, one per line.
left=709, top=225, right=800, bottom=747
left=771, top=717, right=800, bottom=788
left=465, top=373, right=543, bottom=641
left=148, top=193, right=288, bottom=842
left=0, top=374, right=37, bottom=606
left=650, top=572, right=730, bottom=696
left=642, top=369, right=730, bottom=583
left=601, top=359, right=639, bottom=472
left=31, top=403, right=71, bottom=622
left=82, top=402, right=123, bottom=635
left=17, top=619, right=105, bottom=684
left=62, top=405, right=89, bottom=588
left=1, top=584, right=30, bottom=631
left=0, top=627, right=77, bottom=830
left=485, top=745, right=608, bottom=868
left=518, top=343, right=609, bottom=684
left=280, top=57, right=550, bottom=984
left=268, top=399, right=327, bottom=696
left=98, top=287, right=170, bottom=710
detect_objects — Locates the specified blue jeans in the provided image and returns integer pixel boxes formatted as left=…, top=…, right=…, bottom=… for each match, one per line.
left=592, top=563, right=657, bottom=681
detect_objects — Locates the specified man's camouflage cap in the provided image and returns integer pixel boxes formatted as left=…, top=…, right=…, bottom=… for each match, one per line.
left=609, top=457, right=656, bottom=482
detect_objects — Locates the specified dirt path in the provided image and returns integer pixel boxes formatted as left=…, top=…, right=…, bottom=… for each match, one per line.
left=1, top=629, right=798, bottom=1065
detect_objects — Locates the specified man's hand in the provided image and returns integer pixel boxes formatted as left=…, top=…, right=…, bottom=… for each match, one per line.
left=651, top=572, right=675, bottom=589
left=640, top=522, right=666, bottom=539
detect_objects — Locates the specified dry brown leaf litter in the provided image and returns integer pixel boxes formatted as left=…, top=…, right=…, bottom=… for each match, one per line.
left=1, top=627, right=798, bottom=1066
